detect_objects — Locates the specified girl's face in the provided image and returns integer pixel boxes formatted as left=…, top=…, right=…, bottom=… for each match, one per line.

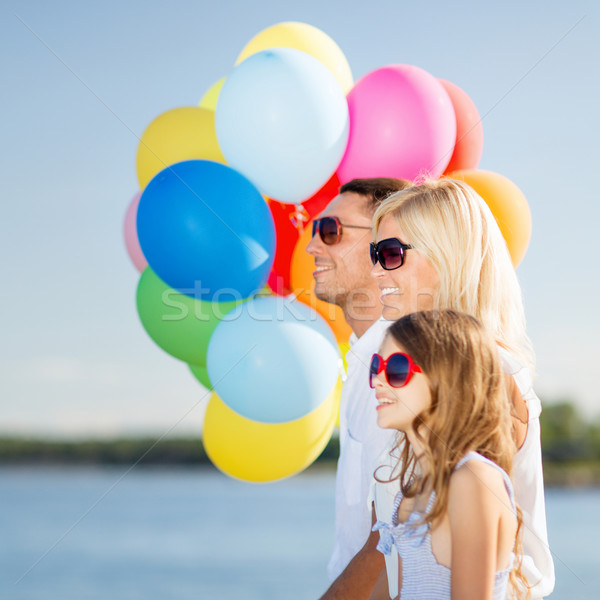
left=371, top=214, right=440, bottom=320
left=373, top=336, right=432, bottom=433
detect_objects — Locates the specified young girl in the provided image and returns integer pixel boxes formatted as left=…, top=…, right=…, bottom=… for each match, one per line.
left=370, top=310, right=529, bottom=600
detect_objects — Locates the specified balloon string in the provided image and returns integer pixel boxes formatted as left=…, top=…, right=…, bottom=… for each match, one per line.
left=290, top=204, right=310, bottom=234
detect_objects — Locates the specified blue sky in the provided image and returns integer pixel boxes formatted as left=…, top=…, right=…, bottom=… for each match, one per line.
left=2, top=0, right=598, bottom=437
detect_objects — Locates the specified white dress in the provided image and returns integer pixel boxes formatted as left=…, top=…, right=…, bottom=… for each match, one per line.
left=373, top=452, right=516, bottom=600
left=370, top=348, right=555, bottom=599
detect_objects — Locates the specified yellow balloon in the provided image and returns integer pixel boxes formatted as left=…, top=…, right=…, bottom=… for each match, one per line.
left=333, top=344, right=349, bottom=428
left=198, top=77, right=226, bottom=111
left=136, top=106, right=226, bottom=190
left=235, top=21, right=353, bottom=93
left=203, top=387, right=337, bottom=483
left=339, top=341, right=351, bottom=374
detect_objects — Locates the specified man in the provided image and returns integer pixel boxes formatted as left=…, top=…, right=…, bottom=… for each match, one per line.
left=306, top=178, right=411, bottom=599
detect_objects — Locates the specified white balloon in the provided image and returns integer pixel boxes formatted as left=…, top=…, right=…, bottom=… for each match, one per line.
left=207, top=296, right=340, bottom=423
left=216, top=48, right=349, bottom=204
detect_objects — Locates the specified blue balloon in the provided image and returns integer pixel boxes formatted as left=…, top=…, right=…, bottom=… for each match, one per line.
left=137, top=160, right=275, bottom=300
left=216, top=48, right=349, bottom=204
left=206, top=296, right=340, bottom=423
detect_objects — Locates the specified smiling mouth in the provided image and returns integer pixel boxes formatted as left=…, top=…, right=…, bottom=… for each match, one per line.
left=380, top=287, right=400, bottom=298
left=376, top=396, right=395, bottom=406
left=376, top=400, right=395, bottom=410
left=314, top=266, right=334, bottom=276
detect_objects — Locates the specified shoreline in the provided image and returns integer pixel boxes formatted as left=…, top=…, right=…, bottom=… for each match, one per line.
left=1, top=437, right=599, bottom=488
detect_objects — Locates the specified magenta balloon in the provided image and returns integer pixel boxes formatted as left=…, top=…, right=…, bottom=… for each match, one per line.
left=123, top=192, right=147, bottom=272
left=337, top=64, right=457, bottom=183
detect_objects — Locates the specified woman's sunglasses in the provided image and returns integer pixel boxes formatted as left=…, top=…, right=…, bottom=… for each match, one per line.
left=370, top=238, right=413, bottom=270
left=369, top=352, right=422, bottom=388
left=312, top=216, right=371, bottom=245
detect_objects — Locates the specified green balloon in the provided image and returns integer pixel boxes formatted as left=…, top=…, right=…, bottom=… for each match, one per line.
left=188, top=363, right=212, bottom=389
left=136, top=268, right=243, bottom=364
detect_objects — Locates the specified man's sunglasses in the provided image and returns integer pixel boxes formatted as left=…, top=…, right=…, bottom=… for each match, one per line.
left=369, top=352, right=422, bottom=389
left=370, top=238, right=413, bottom=270
left=312, top=216, right=371, bottom=245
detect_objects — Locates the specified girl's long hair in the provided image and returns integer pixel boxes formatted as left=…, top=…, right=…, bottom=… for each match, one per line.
left=373, top=178, right=534, bottom=372
left=377, top=310, right=529, bottom=597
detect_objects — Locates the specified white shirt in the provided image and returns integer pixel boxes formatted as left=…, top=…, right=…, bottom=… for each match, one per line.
left=327, top=318, right=396, bottom=581
left=371, top=348, right=555, bottom=599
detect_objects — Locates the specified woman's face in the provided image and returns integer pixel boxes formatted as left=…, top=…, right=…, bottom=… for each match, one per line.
left=373, top=336, right=432, bottom=433
left=371, top=214, right=440, bottom=320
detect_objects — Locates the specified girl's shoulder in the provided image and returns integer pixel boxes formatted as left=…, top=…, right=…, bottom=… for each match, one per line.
left=448, top=454, right=515, bottom=515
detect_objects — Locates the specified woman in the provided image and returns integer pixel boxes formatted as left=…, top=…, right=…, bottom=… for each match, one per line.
left=368, top=179, right=553, bottom=599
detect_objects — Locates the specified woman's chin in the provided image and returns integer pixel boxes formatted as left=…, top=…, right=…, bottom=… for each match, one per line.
left=381, top=303, right=406, bottom=321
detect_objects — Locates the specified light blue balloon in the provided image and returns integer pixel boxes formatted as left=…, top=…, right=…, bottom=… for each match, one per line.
left=216, top=48, right=349, bottom=204
left=206, top=296, right=340, bottom=423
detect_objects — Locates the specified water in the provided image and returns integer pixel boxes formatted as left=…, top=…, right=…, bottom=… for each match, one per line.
left=0, top=466, right=597, bottom=599
left=544, top=487, right=600, bottom=599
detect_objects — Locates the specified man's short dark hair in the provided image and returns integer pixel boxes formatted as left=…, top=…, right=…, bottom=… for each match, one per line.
left=339, top=178, right=412, bottom=213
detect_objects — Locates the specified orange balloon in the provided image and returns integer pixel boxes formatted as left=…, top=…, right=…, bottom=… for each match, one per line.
left=290, top=223, right=352, bottom=343
left=447, top=169, right=532, bottom=267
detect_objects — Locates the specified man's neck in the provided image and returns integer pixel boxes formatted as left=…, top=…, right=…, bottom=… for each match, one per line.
left=343, top=304, right=382, bottom=338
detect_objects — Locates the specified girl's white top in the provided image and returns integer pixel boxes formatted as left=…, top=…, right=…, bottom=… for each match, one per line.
left=373, top=451, right=516, bottom=600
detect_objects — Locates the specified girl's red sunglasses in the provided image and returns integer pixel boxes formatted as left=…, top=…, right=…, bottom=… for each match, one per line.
left=369, top=352, right=422, bottom=388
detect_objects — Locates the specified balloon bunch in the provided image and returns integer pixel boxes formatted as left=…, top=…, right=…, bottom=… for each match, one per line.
left=123, top=21, right=532, bottom=482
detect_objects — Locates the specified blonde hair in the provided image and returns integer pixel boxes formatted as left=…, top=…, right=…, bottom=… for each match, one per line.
left=373, top=179, right=534, bottom=370
left=379, top=310, right=529, bottom=597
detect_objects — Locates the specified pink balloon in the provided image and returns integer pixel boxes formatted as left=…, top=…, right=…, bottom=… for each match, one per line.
left=123, top=192, right=147, bottom=272
left=337, top=65, right=457, bottom=183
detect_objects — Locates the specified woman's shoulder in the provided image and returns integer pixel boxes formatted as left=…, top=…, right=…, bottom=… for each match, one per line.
left=497, top=346, right=542, bottom=421
left=497, top=346, right=526, bottom=376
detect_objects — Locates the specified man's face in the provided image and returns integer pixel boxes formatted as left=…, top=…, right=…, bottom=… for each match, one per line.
left=305, top=192, right=378, bottom=312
